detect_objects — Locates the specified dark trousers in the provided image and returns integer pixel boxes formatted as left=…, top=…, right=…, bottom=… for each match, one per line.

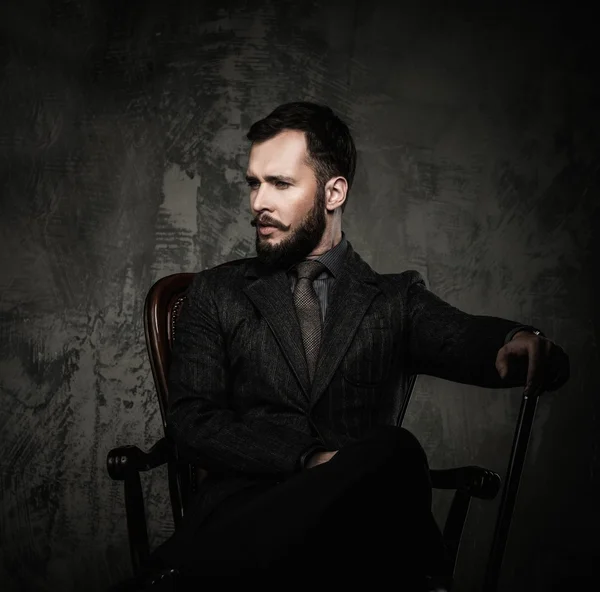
left=123, top=426, right=446, bottom=590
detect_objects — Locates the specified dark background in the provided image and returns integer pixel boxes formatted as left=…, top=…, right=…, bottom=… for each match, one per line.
left=0, top=0, right=598, bottom=590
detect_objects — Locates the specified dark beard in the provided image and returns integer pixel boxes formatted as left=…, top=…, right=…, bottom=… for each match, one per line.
left=255, top=185, right=327, bottom=270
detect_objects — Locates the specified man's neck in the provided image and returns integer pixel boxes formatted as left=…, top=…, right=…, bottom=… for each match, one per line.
left=307, top=229, right=343, bottom=259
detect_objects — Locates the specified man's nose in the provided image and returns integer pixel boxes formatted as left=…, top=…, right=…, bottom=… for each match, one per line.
left=251, top=184, right=274, bottom=213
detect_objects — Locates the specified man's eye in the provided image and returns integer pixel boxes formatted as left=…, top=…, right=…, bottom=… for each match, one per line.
left=247, top=181, right=259, bottom=190
left=276, top=181, right=289, bottom=189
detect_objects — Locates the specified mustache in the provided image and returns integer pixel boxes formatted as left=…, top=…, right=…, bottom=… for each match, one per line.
left=250, top=215, right=290, bottom=231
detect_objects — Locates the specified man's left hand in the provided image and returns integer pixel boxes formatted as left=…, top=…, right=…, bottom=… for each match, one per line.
left=495, top=331, right=570, bottom=395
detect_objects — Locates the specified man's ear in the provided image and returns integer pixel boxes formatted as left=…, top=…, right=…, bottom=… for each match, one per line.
left=325, top=176, right=348, bottom=212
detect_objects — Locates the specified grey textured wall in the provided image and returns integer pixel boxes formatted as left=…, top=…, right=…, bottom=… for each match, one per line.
left=1, top=0, right=598, bottom=590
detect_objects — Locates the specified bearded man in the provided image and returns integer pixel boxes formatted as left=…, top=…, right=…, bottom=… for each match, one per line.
left=131, top=102, right=569, bottom=591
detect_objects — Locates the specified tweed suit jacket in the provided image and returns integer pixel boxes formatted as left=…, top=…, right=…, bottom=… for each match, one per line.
left=166, top=240, right=524, bottom=527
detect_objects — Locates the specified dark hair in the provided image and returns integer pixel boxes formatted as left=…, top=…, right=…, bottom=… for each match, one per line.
left=246, top=101, right=357, bottom=212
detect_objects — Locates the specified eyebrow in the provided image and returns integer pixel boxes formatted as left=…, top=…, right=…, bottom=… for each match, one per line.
left=245, top=173, right=296, bottom=184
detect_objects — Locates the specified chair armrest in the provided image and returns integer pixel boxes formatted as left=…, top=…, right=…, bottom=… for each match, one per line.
left=107, top=437, right=173, bottom=480
left=106, top=437, right=174, bottom=576
left=430, top=466, right=501, bottom=500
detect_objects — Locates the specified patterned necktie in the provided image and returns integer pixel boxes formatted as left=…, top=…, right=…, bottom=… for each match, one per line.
left=293, top=260, right=326, bottom=383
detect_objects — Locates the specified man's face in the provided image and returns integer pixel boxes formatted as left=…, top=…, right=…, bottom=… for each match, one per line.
left=247, top=130, right=326, bottom=269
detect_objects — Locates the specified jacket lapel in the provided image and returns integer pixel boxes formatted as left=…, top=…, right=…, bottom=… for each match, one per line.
left=242, top=243, right=382, bottom=406
left=310, top=245, right=381, bottom=405
left=243, top=265, right=312, bottom=399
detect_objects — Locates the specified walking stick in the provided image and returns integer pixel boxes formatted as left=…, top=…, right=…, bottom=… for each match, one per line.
left=482, top=389, right=541, bottom=591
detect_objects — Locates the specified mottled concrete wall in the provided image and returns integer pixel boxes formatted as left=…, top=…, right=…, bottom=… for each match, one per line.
left=0, top=1, right=598, bottom=590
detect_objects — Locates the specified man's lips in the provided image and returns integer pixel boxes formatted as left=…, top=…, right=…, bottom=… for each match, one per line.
left=258, top=224, right=278, bottom=235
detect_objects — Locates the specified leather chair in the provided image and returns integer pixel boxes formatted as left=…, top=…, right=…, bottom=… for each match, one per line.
left=107, top=272, right=538, bottom=591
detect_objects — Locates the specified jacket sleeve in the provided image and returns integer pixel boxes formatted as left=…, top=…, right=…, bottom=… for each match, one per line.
left=166, top=271, right=322, bottom=477
left=403, top=270, right=530, bottom=388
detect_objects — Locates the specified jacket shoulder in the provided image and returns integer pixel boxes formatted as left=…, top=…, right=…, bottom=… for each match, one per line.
left=201, top=256, right=254, bottom=275
left=377, top=269, right=428, bottom=293
left=187, top=256, right=255, bottom=294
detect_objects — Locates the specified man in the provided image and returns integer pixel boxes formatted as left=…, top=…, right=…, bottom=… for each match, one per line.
left=142, top=102, right=569, bottom=590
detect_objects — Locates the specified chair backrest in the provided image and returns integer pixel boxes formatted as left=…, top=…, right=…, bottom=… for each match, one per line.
left=144, top=273, right=196, bottom=431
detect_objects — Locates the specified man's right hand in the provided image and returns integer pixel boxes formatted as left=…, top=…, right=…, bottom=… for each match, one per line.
left=305, top=450, right=338, bottom=469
